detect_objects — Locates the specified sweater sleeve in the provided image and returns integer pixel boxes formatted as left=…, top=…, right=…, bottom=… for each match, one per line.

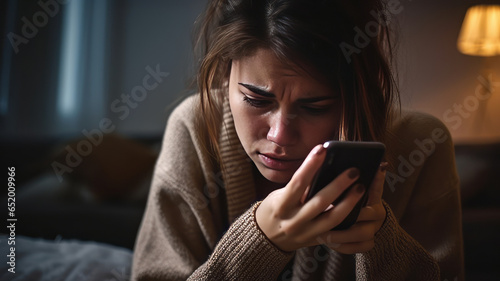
left=355, top=112, right=464, bottom=281
left=355, top=201, right=440, bottom=281
left=188, top=202, right=295, bottom=280
left=131, top=96, right=293, bottom=281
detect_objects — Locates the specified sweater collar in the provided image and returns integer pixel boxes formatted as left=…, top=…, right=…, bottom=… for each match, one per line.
left=218, top=96, right=257, bottom=223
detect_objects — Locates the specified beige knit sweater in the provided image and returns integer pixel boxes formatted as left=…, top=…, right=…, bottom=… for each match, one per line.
left=132, top=94, right=464, bottom=281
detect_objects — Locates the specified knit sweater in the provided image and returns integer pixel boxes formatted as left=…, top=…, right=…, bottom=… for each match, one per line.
left=132, top=94, right=464, bottom=281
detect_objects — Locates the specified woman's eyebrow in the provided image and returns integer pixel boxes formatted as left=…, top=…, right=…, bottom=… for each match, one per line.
left=238, top=83, right=275, bottom=98
left=238, top=82, right=335, bottom=102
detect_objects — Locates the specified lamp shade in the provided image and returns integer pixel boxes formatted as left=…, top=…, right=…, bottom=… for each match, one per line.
left=457, top=5, right=500, bottom=56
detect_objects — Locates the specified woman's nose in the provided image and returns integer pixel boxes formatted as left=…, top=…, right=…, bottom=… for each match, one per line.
left=266, top=110, right=298, bottom=147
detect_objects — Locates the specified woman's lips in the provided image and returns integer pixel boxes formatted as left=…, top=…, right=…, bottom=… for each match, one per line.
left=258, top=153, right=303, bottom=171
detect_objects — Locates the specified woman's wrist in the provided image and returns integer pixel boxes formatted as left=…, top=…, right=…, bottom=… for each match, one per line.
left=253, top=201, right=295, bottom=254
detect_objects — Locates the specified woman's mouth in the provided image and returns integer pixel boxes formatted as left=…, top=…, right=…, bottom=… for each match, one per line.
left=258, top=153, right=303, bottom=171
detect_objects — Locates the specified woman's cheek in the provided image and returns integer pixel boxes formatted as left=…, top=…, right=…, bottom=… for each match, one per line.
left=305, top=115, right=339, bottom=143
left=231, top=105, right=262, bottom=151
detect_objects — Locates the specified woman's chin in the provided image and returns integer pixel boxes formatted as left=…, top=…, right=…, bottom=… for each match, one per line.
left=257, top=166, right=294, bottom=184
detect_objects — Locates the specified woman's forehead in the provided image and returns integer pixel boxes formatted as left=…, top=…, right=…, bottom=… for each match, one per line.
left=232, top=48, right=333, bottom=89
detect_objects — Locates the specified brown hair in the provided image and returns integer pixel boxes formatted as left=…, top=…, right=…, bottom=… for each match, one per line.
left=194, top=0, right=399, bottom=165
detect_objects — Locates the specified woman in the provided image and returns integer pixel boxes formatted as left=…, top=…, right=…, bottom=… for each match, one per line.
left=132, top=0, right=464, bottom=280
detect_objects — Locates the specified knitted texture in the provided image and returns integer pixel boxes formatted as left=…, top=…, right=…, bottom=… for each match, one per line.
left=132, top=95, right=464, bottom=280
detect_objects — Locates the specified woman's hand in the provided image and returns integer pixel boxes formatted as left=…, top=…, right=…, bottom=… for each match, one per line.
left=322, top=161, right=388, bottom=254
left=255, top=144, right=369, bottom=252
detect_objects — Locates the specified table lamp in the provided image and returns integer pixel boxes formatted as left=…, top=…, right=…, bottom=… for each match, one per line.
left=457, top=4, right=500, bottom=133
left=458, top=5, right=500, bottom=57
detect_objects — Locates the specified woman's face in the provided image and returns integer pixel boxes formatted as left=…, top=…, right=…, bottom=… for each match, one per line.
left=228, top=48, right=340, bottom=184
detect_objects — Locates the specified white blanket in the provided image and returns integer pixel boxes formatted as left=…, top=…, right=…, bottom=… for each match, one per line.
left=0, top=235, right=132, bottom=281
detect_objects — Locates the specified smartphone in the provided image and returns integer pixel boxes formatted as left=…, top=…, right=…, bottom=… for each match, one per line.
left=305, top=141, right=386, bottom=230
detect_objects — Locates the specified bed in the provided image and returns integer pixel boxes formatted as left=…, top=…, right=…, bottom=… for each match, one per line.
left=1, top=134, right=499, bottom=280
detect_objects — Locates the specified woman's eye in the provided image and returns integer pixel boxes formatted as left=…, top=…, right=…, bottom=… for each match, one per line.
left=243, top=96, right=271, bottom=108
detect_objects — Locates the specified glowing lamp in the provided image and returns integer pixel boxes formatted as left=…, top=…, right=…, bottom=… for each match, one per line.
left=457, top=5, right=500, bottom=57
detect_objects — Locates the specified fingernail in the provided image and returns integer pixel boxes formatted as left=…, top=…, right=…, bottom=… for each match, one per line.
left=313, top=144, right=325, bottom=155
left=356, top=184, right=365, bottom=193
left=379, top=162, right=389, bottom=172
left=348, top=168, right=359, bottom=179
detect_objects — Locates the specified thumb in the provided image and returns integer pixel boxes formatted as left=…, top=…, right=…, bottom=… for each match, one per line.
left=284, top=144, right=327, bottom=203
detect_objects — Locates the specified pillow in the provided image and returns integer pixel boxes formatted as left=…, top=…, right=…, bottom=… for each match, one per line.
left=52, top=134, right=157, bottom=200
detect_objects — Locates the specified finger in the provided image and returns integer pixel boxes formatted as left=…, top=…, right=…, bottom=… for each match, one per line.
left=297, top=168, right=360, bottom=222
left=284, top=144, right=327, bottom=203
left=309, top=183, right=365, bottom=233
left=334, top=239, right=375, bottom=254
left=366, top=162, right=388, bottom=206
left=311, top=220, right=375, bottom=248
left=357, top=204, right=386, bottom=222
left=300, top=184, right=311, bottom=204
